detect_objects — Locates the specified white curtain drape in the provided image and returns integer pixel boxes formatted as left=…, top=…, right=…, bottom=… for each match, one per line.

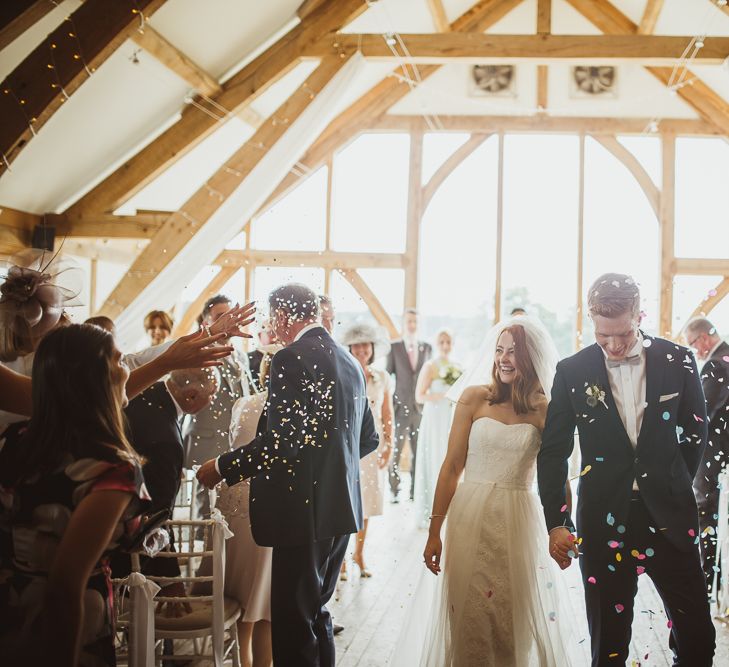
left=115, top=52, right=367, bottom=349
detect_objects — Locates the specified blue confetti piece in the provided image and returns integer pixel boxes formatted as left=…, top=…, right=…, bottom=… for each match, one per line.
left=617, top=525, right=626, bottom=534
left=662, top=411, right=670, bottom=421
left=608, top=564, right=616, bottom=572
left=645, top=548, right=655, bottom=557
left=607, top=513, right=615, bottom=526
left=567, top=550, right=576, bottom=558
left=596, top=457, right=604, bottom=462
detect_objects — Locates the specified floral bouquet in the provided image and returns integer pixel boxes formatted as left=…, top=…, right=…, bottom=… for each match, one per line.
left=439, top=362, right=464, bottom=386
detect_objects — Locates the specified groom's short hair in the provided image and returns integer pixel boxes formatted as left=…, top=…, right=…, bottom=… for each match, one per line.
left=269, top=283, right=320, bottom=321
left=587, top=273, right=640, bottom=318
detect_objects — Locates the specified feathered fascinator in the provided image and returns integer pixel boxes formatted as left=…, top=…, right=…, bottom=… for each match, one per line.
left=0, top=248, right=83, bottom=361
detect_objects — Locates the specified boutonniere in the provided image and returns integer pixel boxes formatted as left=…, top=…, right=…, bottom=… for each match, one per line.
left=586, top=383, right=608, bottom=409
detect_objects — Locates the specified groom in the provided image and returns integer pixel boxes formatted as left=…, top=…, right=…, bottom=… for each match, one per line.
left=538, top=273, right=715, bottom=666
left=197, top=283, right=379, bottom=666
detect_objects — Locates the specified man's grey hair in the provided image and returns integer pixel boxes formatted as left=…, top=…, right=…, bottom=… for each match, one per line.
left=269, top=283, right=319, bottom=321
left=168, top=367, right=219, bottom=392
left=685, top=317, right=718, bottom=337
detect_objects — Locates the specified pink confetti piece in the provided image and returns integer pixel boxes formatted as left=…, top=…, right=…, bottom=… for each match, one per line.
left=667, top=620, right=673, bottom=629
left=636, top=566, right=645, bottom=575
left=688, top=528, right=696, bottom=537
left=588, top=576, right=597, bottom=584
left=693, top=414, right=704, bottom=422
left=608, top=540, right=620, bottom=548
left=615, top=604, right=624, bottom=614
left=560, top=504, right=568, bottom=512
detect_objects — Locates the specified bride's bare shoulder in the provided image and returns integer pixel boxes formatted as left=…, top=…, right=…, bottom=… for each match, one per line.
left=458, top=384, right=493, bottom=407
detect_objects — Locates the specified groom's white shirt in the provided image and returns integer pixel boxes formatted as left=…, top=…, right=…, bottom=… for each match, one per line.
left=601, top=332, right=646, bottom=491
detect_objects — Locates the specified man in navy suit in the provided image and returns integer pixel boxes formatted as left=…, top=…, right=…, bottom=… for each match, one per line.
left=538, top=273, right=715, bottom=666
left=197, top=283, right=379, bottom=667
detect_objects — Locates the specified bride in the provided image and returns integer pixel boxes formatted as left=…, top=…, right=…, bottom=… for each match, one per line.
left=395, top=316, right=577, bottom=666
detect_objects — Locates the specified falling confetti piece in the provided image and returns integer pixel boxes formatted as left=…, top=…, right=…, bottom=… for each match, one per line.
left=581, top=465, right=592, bottom=476
left=609, top=540, right=620, bottom=548
left=645, top=548, right=655, bottom=557
left=667, top=620, right=673, bottom=629
left=549, top=611, right=557, bottom=622
left=588, top=576, right=597, bottom=584
left=560, top=504, right=568, bottom=512
left=607, top=513, right=615, bottom=526
left=615, top=604, right=624, bottom=613
left=642, top=339, right=652, bottom=348
left=608, top=564, right=616, bottom=572
left=637, top=566, right=645, bottom=575
left=688, top=528, right=696, bottom=537
left=617, top=525, right=626, bottom=534
left=596, top=456, right=604, bottom=462
left=662, top=411, right=670, bottom=420
left=693, top=414, right=704, bottom=422
left=631, top=549, right=640, bottom=558
left=616, top=553, right=622, bottom=562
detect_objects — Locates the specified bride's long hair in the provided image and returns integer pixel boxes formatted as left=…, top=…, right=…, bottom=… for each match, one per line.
left=488, top=323, right=542, bottom=414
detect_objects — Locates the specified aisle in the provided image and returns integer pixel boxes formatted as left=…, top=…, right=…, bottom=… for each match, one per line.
left=330, top=493, right=729, bottom=666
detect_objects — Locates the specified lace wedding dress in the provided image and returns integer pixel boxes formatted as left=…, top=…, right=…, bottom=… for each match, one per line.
left=394, top=416, right=577, bottom=666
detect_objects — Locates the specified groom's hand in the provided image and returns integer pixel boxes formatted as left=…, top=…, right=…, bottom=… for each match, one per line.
left=196, top=459, right=222, bottom=489
left=549, top=527, right=578, bottom=570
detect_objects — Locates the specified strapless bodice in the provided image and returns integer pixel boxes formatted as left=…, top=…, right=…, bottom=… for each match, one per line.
left=463, top=417, right=541, bottom=489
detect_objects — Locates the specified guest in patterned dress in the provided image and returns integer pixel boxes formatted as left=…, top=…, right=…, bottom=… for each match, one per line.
left=0, top=323, right=151, bottom=667
left=340, top=323, right=393, bottom=578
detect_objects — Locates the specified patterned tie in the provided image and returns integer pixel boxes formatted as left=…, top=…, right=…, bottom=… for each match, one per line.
left=408, top=344, right=418, bottom=370
left=606, top=355, right=640, bottom=369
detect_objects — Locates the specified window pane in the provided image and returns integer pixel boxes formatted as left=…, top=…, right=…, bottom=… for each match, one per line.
left=706, top=294, right=729, bottom=340
left=251, top=167, right=327, bottom=251
left=676, top=138, right=729, bottom=259
left=673, top=275, right=724, bottom=336
left=582, top=137, right=660, bottom=342
left=419, top=135, right=499, bottom=363
left=331, top=133, right=409, bottom=253
left=422, top=132, right=470, bottom=185
left=502, top=134, right=580, bottom=358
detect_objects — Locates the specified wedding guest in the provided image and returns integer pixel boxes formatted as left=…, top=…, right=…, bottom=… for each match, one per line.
left=144, top=309, right=174, bottom=346
left=0, top=324, right=150, bottom=667
left=247, top=318, right=278, bottom=392
left=85, top=315, right=116, bottom=333
left=319, top=294, right=336, bottom=334
left=340, top=323, right=393, bottom=578
left=185, top=294, right=251, bottom=532
left=217, top=358, right=276, bottom=667
left=413, top=329, right=459, bottom=528
left=685, top=316, right=729, bottom=594
left=387, top=309, right=431, bottom=502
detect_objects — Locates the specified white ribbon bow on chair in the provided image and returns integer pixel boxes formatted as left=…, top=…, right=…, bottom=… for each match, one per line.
left=123, top=572, right=161, bottom=667
left=210, top=507, right=234, bottom=540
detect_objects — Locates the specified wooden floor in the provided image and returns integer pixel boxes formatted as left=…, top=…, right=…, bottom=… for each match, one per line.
left=330, top=484, right=729, bottom=667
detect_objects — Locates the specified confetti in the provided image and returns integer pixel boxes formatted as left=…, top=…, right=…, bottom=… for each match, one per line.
left=636, top=566, right=645, bottom=575
left=662, top=411, right=670, bottom=420
left=588, top=576, right=597, bottom=584
left=645, top=548, right=655, bottom=557
left=608, top=540, right=620, bottom=549
left=607, top=513, right=615, bottom=526
left=688, top=528, right=696, bottom=537
left=615, top=604, right=624, bottom=613
left=617, top=525, right=626, bottom=534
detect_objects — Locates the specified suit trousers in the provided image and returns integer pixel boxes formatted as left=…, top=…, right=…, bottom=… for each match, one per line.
left=579, top=493, right=715, bottom=666
left=270, top=534, right=349, bottom=667
left=389, top=404, right=422, bottom=499
left=694, top=454, right=727, bottom=595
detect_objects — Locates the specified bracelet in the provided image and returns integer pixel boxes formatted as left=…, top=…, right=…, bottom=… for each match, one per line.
left=429, top=514, right=445, bottom=520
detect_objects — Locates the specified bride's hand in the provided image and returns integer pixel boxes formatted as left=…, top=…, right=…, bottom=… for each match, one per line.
left=423, top=535, right=442, bottom=575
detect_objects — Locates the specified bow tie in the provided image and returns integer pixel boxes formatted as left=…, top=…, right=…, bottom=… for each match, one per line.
left=606, top=355, right=641, bottom=369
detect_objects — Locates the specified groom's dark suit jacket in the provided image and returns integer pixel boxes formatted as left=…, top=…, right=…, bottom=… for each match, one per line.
left=538, top=334, right=708, bottom=553
left=217, top=326, right=379, bottom=547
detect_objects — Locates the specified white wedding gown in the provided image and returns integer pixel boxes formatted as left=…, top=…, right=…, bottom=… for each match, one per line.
left=413, top=377, right=453, bottom=528
left=394, top=417, right=577, bottom=666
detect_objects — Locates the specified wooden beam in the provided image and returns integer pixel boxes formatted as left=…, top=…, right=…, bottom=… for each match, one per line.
left=421, top=133, right=490, bottom=210
left=564, top=0, right=729, bottom=138
left=0, top=1, right=57, bottom=51
left=673, top=258, right=729, bottom=276
left=0, top=0, right=168, bottom=174
left=711, top=0, right=729, bottom=20
left=67, top=0, right=368, bottom=215
left=372, top=114, right=720, bottom=135
left=537, top=0, right=552, bottom=34
left=576, top=133, right=585, bottom=349
left=589, top=135, right=660, bottom=218
left=638, top=0, right=664, bottom=34
left=427, top=0, right=451, bottom=32
left=297, top=0, right=329, bottom=19
left=537, top=66, right=548, bottom=111
left=216, top=249, right=405, bottom=270
left=309, top=33, right=729, bottom=65
left=172, top=265, right=239, bottom=336
left=681, top=276, right=729, bottom=336
left=98, top=58, right=349, bottom=319
left=404, top=125, right=424, bottom=309
left=659, top=134, right=675, bottom=337
left=338, top=268, right=399, bottom=339
left=131, top=23, right=221, bottom=98
left=494, top=132, right=504, bottom=324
